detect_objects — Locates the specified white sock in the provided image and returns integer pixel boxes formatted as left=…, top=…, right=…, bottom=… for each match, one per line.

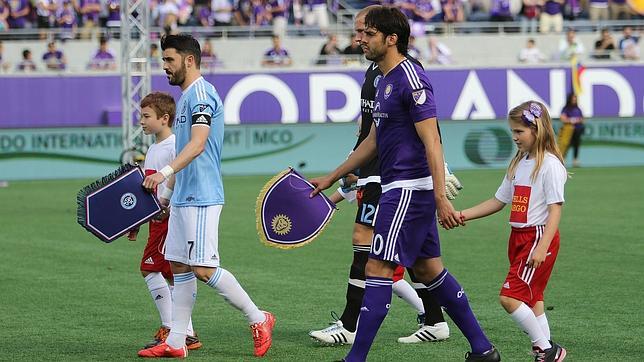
left=393, top=279, right=425, bottom=315
left=206, top=267, right=265, bottom=324
left=166, top=272, right=197, bottom=349
left=510, top=303, right=551, bottom=350
left=145, top=273, right=172, bottom=328
left=169, top=285, right=196, bottom=337
left=536, top=313, right=551, bottom=341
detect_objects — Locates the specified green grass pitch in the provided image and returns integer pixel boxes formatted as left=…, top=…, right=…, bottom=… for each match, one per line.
left=1, top=166, right=643, bottom=361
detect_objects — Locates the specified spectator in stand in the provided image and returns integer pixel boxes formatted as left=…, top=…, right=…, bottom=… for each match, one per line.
left=262, top=34, right=292, bottom=67
left=88, top=37, right=117, bottom=70
left=251, top=0, right=272, bottom=26
left=80, top=0, right=101, bottom=39
left=519, top=38, right=546, bottom=63
left=396, top=0, right=417, bottom=23
left=592, top=28, right=615, bottom=59
left=619, top=26, right=640, bottom=60
left=157, top=0, right=179, bottom=31
left=105, top=0, right=120, bottom=28
left=442, top=0, right=465, bottom=23
left=268, top=0, right=287, bottom=38
left=589, top=0, right=609, bottom=21
left=233, top=0, right=252, bottom=25
left=36, top=0, right=58, bottom=29
left=177, top=0, right=195, bottom=26
left=303, top=0, right=329, bottom=34
left=467, top=0, right=491, bottom=22
left=519, top=0, right=540, bottom=33
left=610, top=0, right=631, bottom=19
left=426, top=35, right=453, bottom=64
left=211, top=0, right=234, bottom=26
left=150, top=43, right=161, bottom=68
left=7, top=0, right=30, bottom=29
left=42, top=41, right=67, bottom=70
left=407, top=35, right=422, bottom=61
left=316, top=33, right=342, bottom=65
left=411, top=0, right=437, bottom=37
left=558, top=28, right=585, bottom=60
left=201, top=38, right=222, bottom=69
left=0, top=0, right=9, bottom=31
left=343, top=33, right=362, bottom=55
left=196, top=3, right=212, bottom=26
left=490, top=0, right=514, bottom=21
left=16, top=49, right=37, bottom=72
left=0, top=41, right=9, bottom=72
left=57, top=0, right=77, bottom=41
left=540, top=0, right=564, bottom=34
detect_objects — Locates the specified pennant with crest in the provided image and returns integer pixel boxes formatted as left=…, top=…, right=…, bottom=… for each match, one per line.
left=256, top=168, right=337, bottom=249
left=77, top=164, right=162, bottom=242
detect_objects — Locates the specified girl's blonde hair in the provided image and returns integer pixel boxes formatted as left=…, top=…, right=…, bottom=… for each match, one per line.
left=506, top=101, right=564, bottom=181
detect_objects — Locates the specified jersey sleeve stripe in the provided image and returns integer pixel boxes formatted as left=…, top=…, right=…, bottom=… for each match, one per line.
left=401, top=60, right=422, bottom=90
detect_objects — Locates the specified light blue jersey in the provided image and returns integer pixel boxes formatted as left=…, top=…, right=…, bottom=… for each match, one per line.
left=171, top=76, right=225, bottom=207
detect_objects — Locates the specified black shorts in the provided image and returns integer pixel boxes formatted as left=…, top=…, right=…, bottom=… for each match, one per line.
left=354, top=183, right=381, bottom=227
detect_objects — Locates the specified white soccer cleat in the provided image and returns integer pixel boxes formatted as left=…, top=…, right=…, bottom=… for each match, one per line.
left=309, top=320, right=355, bottom=345
left=397, top=322, right=450, bottom=344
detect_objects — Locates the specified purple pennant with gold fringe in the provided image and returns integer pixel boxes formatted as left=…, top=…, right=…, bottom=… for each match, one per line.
left=256, top=168, right=337, bottom=249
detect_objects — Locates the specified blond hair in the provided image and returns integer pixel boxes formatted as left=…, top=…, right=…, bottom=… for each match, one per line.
left=506, top=101, right=564, bottom=182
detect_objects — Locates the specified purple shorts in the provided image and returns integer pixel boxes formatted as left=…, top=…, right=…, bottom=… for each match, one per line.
left=370, top=188, right=441, bottom=267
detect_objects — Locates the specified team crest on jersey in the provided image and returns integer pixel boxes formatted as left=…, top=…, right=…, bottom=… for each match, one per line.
left=412, top=89, right=426, bottom=105
left=384, top=84, right=393, bottom=99
left=374, top=75, right=382, bottom=88
left=271, top=214, right=292, bottom=235
left=181, top=101, right=188, bottom=115
left=120, top=192, right=137, bottom=210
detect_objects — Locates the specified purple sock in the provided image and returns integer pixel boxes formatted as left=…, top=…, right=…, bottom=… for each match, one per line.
left=426, top=269, right=492, bottom=354
left=344, top=277, right=392, bottom=362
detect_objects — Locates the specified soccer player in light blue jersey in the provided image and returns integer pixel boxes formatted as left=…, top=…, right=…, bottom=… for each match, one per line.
left=311, top=7, right=499, bottom=362
left=139, top=33, right=275, bottom=359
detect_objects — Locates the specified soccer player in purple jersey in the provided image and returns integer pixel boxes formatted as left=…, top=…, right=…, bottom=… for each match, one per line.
left=311, top=6, right=500, bottom=362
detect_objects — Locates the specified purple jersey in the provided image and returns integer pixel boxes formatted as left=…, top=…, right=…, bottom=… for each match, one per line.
left=264, top=47, right=289, bottom=64
left=490, top=0, right=511, bottom=16
left=543, top=0, right=563, bottom=15
left=413, top=0, right=434, bottom=22
left=373, top=59, right=437, bottom=191
left=8, top=0, right=29, bottom=28
left=43, top=50, right=65, bottom=69
left=561, top=105, right=583, bottom=127
left=80, top=0, right=100, bottom=23
left=268, top=0, right=285, bottom=17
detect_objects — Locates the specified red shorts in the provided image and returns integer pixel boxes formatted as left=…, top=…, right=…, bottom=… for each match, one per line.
left=140, top=219, right=173, bottom=280
left=500, top=226, right=559, bottom=307
left=393, top=265, right=405, bottom=282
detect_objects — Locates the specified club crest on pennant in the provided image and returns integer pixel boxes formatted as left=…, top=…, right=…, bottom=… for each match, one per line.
left=271, top=214, right=292, bottom=235
left=412, top=89, right=426, bottom=105
left=256, top=168, right=337, bottom=249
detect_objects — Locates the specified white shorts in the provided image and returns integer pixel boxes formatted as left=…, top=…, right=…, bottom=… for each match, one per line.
left=165, top=205, right=222, bottom=267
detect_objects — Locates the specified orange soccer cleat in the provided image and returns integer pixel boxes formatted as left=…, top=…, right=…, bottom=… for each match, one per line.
left=138, top=342, right=187, bottom=358
left=250, top=311, right=276, bottom=357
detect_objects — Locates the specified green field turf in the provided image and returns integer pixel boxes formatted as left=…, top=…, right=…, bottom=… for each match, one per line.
left=1, top=166, right=643, bottom=361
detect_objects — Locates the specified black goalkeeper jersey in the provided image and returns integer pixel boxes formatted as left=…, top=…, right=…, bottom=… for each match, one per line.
left=355, top=55, right=425, bottom=185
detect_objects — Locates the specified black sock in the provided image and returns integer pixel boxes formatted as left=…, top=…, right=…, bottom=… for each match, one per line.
left=407, top=268, right=445, bottom=326
left=339, top=245, right=370, bottom=332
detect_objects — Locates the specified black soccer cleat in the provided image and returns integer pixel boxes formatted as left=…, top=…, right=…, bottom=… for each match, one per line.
left=465, top=346, right=501, bottom=362
left=534, top=341, right=567, bottom=362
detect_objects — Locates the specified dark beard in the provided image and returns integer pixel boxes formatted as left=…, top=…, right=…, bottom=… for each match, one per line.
left=168, top=65, right=186, bottom=86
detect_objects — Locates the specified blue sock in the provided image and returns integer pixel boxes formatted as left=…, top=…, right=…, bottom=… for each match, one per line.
left=426, top=269, right=492, bottom=354
left=344, top=277, right=392, bottom=362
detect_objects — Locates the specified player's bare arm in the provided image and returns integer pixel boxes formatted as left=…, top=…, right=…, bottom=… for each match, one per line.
left=460, top=198, right=506, bottom=224
left=528, top=203, right=562, bottom=268
left=310, top=123, right=377, bottom=196
left=143, top=126, right=209, bottom=191
left=415, top=117, right=462, bottom=229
